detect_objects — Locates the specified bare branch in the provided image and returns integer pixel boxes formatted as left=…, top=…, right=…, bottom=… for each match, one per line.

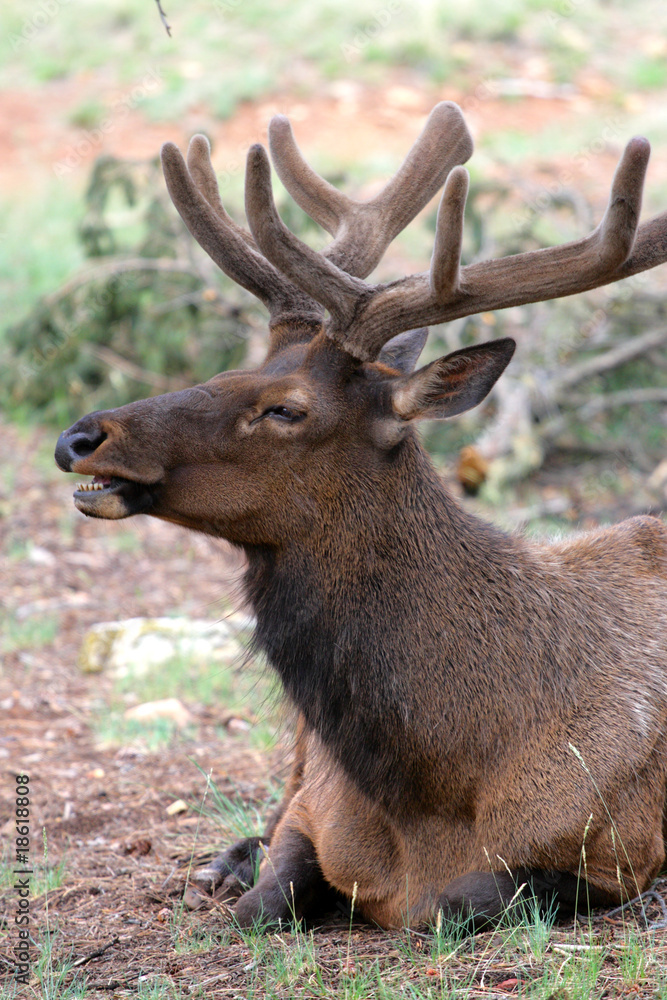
left=41, top=256, right=201, bottom=306
left=551, top=327, right=667, bottom=395
left=576, top=386, right=667, bottom=418
left=84, top=344, right=190, bottom=391
left=154, top=0, right=171, bottom=36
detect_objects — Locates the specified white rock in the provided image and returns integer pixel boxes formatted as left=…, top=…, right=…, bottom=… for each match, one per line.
left=78, top=616, right=254, bottom=677
left=124, top=698, right=193, bottom=728
left=27, top=545, right=57, bottom=567
left=166, top=799, right=188, bottom=816
left=226, top=716, right=251, bottom=735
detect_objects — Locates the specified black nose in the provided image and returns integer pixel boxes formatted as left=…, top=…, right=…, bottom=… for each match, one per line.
left=55, top=426, right=107, bottom=472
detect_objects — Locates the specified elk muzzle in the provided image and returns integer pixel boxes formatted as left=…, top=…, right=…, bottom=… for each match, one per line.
left=55, top=415, right=158, bottom=520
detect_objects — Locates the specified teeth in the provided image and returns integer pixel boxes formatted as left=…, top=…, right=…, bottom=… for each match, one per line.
left=76, top=482, right=108, bottom=492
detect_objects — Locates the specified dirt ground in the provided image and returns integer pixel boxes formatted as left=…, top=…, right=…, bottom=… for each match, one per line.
left=4, top=62, right=667, bottom=216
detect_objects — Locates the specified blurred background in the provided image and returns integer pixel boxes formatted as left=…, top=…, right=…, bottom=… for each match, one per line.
left=2, top=0, right=667, bottom=524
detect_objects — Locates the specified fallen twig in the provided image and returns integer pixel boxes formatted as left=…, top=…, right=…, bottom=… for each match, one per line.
left=552, top=942, right=603, bottom=953
left=43, top=256, right=200, bottom=306
left=70, top=936, right=120, bottom=969
left=605, top=888, right=667, bottom=930
left=550, top=327, right=667, bottom=396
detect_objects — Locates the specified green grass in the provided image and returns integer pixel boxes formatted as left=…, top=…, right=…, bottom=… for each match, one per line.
left=0, top=831, right=67, bottom=895
left=195, top=770, right=283, bottom=841
left=164, top=900, right=667, bottom=999
left=135, top=979, right=187, bottom=999
left=0, top=611, right=59, bottom=653
left=3, top=0, right=660, bottom=101
left=631, top=54, right=667, bottom=90
left=94, top=712, right=193, bottom=751
left=0, top=838, right=79, bottom=1000
left=93, top=638, right=279, bottom=751
left=165, top=780, right=667, bottom=999
left=67, top=98, right=108, bottom=130
left=2, top=824, right=666, bottom=999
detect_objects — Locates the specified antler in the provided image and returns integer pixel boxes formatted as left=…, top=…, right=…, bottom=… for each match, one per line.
left=332, top=135, right=667, bottom=360
left=161, top=135, right=324, bottom=328
left=163, top=106, right=667, bottom=362
left=161, top=102, right=473, bottom=335
left=268, top=101, right=473, bottom=278
left=246, top=130, right=667, bottom=360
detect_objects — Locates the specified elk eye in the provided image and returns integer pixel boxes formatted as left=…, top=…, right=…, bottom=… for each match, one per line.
left=264, top=405, right=303, bottom=422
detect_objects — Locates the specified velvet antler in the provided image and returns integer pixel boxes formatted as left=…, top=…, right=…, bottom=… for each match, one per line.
left=163, top=106, right=667, bottom=361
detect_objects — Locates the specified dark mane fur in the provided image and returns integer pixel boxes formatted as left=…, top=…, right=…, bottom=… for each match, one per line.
left=242, top=434, right=600, bottom=816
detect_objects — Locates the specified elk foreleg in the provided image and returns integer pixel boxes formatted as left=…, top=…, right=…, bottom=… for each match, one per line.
left=185, top=836, right=267, bottom=906
left=232, top=825, right=329, bottom=928
left=185, top=714, right=308, bottom=907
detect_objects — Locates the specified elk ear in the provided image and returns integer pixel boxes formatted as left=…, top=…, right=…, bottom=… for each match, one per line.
left=390, top=338, right=515, bottom=421
left=377, top=328, right=429, bottom=374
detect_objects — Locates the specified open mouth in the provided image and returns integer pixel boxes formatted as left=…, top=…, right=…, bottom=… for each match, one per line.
left=75, top=475, right=115, bottom=494
left=73, top=475, right=156, bottom=519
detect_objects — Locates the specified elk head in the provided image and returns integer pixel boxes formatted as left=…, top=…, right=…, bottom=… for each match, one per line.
left=55, top=102, right=667, bottom=547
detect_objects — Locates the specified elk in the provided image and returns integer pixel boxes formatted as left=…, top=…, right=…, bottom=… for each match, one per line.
left=55, top=103, right=667, bottom=930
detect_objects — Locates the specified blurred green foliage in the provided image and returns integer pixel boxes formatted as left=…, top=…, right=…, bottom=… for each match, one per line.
left=1, top=154, right=249, bottom=425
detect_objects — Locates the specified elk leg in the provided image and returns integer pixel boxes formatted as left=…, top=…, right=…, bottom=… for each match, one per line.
left=185, top=836, right=266, bottom=907
left=437, top=868, right=618, bottom=930
left=233, top=826, right=328, bottom=928
left=185, top=812, right=287, bottom=907
left=185, top=714, right=309, bottom=907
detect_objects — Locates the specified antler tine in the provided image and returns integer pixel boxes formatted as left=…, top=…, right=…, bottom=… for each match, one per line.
left=163, top=112, right=667, bottom=366
left=596, top=135, right=648, bottom=266
left=333, top=134, right=667, bottom=361
left=161, top=140, right=322, bottom=325
left=186, top=135, right=255, bottom=248
left=369, top=102, right=473, bottom=243
left=269, top=101, right=473, bottom=278
left=430, top=166, right=469, bottom=303
left=244, top=143, right=369, bottom=332
left=267, top=116, right=349, bottom=237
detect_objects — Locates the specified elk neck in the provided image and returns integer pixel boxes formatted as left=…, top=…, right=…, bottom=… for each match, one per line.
left=242, top=433, right=564, bottom=817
